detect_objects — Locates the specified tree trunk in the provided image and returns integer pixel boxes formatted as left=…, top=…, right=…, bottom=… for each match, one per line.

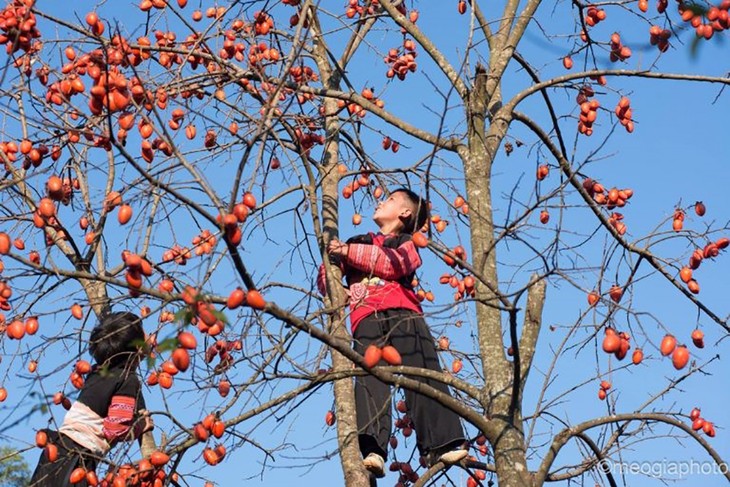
left=493, top=421, right=533, bottom=487
left=464, top=63, right=533, bottom=487
left=320, top=99, right=371, bottom=487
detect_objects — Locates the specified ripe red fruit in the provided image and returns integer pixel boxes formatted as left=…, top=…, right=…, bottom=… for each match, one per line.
left=138, top=459, right=153, bottom=477
left=616, top=334, right=630, bottom=361
left=203, top=447, right=219, bottom=466
left=194, top=423, right=209, bottom=441
left=75, top=360, right=92, bottom=374
left=245, top=290, right=265, bottom=309
left=85, top=471, right=98, bottom=486
left=411, top=232, right=428, bottom=248
left=690, top=407, right=701, bottom=421
left=117, top=204, right=133, bottom=225
left=608, top=285, right=623, bottom=303
left=70, top=467, right=86, bottom=484
left=672, top=345, right=689, bottom=370
left=7, top=320, right=25, bottom=340
left=211, top=420, right=225, bottom=438
left=25, top=316, right=39, bottom=335
left=703, top=242, right=719, bottom=259
left=381, top=345, right=402, bottom=365
left=158, top=279, right=174, bottom=294
left=539, top=210, right=550, bottom=224
left=598, top=389, right=607, bottom=400
left=181, top=286, right=198, bottom=306
left=325, top=410, right=336, bottom=426
left=150, top=451, right=170, bottom=467
left=660, top=334, right=677, bottom=356
left=19, top=139, right=32, bottom=154
left=45, top=444, right=58, bottom=462
left=0, top=233, right=10, bottom=254
left=161, top=360, right=179, bottom=376
left=632, top=348, right=643, bottom=365
left=587, top=291, right=600, bottom=306
left=233, top=203, right=250, bottom=223
left=146, top=371, right=159, bottom=386
left=85, top=12, right=99, bottom=26
left=71, top=303, right=83, bottom=319
left=679, top=267, right=692, bottom=283
left=52, top=392, right=64, bottom=405
left=202, top=413, right=216, bottom=430
left=694, top=201, right=706, bottom=217
left=172, top=348, right=190, bottom=372
left=363, top=345, right=382, bottom=368
left=692, top=417, right=705, bottom=431
left=226, top=287, right=246, bottom=309
left=178, top=331, right=197, bottom=349
left=38, top=198, right=56, bottom=218
left=29, top=361, right=38, bottom=374
left=158, top=371, right=173, bottom=389
left=602, top=330, right=620, bottom=354
left=691, top=329, right=704, bottom=349
left=105, top=191, right=123, bottom=210
left=242, top=192, right=256, bottom=209
left=687, top=279, right=700, bottom=294
left=36, top=430, right=48, bottom=448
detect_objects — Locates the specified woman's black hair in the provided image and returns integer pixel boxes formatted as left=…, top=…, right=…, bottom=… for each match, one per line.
left=392, top=187, right=429, bottom=234
left=89, top=311, right=145, bottom=366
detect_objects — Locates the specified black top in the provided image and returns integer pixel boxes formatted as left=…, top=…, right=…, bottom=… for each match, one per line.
left=77, top=363, right=145, bottom=416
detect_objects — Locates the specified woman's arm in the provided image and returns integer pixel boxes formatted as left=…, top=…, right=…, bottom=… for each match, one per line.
left=102, top=395, right=139, bottom=442
left=343, top=240, right=421, bottom=281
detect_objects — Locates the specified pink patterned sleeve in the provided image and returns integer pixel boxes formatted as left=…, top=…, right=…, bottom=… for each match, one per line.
left=103, top=395, right=137, bottom=442
left=344, top=240, right=421, bottom=281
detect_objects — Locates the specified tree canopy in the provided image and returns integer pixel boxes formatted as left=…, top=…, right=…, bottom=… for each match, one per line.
left=0, top=1, right=728, bottom=486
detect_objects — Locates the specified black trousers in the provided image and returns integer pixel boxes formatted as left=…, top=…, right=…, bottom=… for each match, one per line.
left=29, top=430, right=98, bottom=487
left=354, top=308, right=465, bottom=459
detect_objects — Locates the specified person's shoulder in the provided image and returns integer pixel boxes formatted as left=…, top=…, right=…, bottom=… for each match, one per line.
left=91, top=362, right=139, bottom=383
left=346, top=232, right=374, bottom=244
left=384, top=232, right=412, bottom=247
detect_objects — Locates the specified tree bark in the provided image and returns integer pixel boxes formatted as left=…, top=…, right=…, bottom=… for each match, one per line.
left=312, top=10, right=371, bottom=485
left=320, top=103, right=371, bottom=486
left=463, top=63, right=533, bottom=486
left=493, top=422, right=533, bottom=487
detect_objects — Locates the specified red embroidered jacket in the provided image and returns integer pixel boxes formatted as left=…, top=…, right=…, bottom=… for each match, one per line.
left=318, top=232, right=423, bottom=332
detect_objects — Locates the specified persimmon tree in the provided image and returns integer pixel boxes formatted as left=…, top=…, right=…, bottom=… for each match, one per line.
left=0, top=1, right=728, bottom=486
